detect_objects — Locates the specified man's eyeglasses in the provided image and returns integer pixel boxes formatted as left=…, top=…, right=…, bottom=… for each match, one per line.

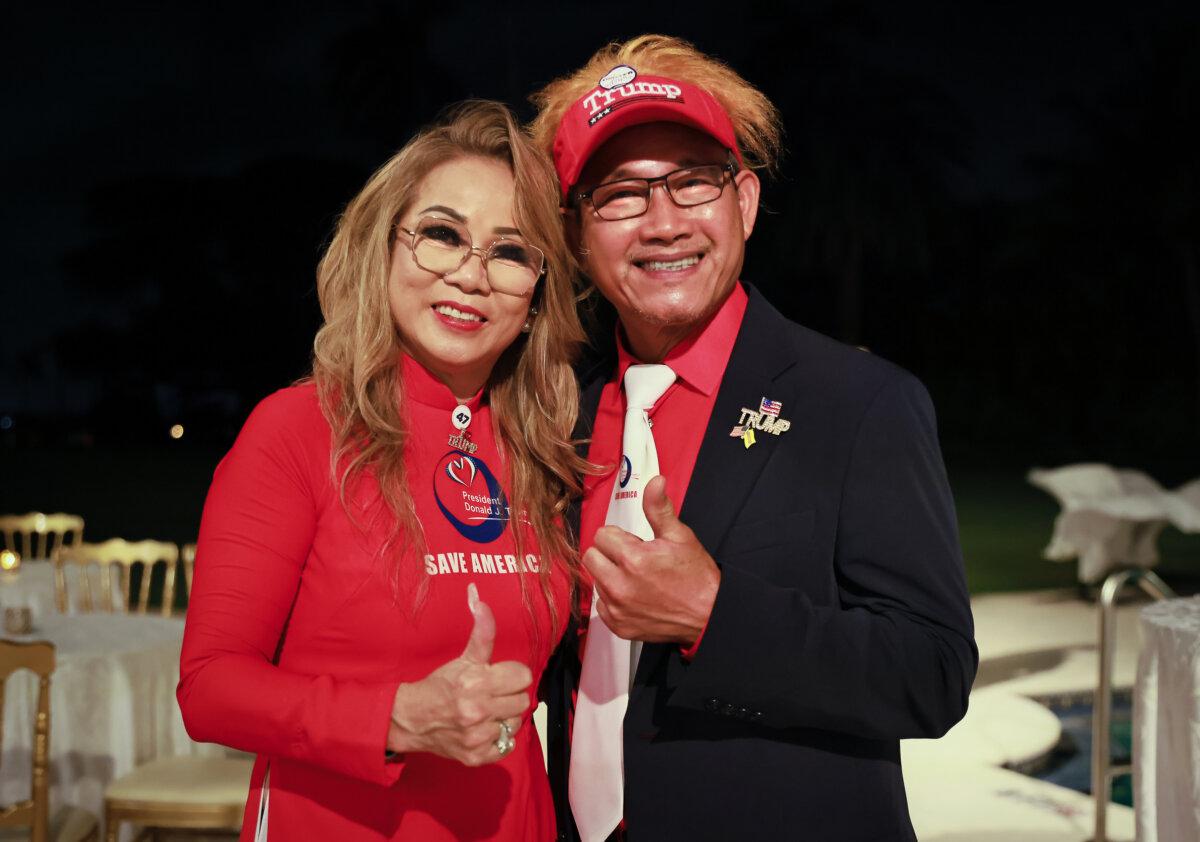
left=574, top=157, right=738, bottom=221
left=395, top=216, right=545, bottom=296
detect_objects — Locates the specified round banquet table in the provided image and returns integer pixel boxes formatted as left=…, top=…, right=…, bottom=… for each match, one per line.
left=1134, top=595, right=1200, bottom=842
left=1, top=613, right=222, bottom=836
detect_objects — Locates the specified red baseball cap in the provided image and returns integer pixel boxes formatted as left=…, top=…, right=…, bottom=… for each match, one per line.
left=551, top=65, right=743, bottom=201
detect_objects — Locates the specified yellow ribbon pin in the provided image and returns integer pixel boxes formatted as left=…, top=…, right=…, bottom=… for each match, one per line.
left=742, top=428, right=757, bottom=449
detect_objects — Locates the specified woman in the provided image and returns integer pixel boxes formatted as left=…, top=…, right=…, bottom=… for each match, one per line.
left=178, top=101, right=586, bottom=841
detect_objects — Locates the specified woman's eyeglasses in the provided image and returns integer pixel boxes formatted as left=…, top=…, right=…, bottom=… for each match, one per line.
left=396, top=216, right=545, bottom=296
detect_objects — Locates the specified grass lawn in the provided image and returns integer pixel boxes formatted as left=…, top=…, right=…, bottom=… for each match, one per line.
left=4, top=446, right=1199, bottom=601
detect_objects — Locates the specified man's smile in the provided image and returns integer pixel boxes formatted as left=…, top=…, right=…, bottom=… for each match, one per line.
left=633, top=254, right=703, bottom=272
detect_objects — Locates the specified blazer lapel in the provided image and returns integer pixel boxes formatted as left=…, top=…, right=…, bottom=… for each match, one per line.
left=634, top=287, right=800, bottom=688
left=678, top=289, right=799, bottom=553
left=567, top=353, right=615, bottom=537
left=577, top=372, right=607, bottom=442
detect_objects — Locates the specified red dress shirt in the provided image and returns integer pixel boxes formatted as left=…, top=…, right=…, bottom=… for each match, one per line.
left=579, top=283, right=749, bottom=656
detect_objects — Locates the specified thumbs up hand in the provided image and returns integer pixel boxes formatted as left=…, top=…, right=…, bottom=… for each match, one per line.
left=642, top=474, right=696, bottom=544
left=461, top=581, right=496, bottom=664
left=387, top=584, right=533, bottom=766
left=584, top=476, right=721, bottom=646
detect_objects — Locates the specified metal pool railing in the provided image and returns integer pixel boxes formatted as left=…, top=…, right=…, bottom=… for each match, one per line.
left=1092, top=568, right=1175, bottom=842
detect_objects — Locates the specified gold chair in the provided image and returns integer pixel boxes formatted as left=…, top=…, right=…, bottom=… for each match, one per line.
left=0, top=513, right=85, bottom=614
left=0, top=513, right=85, bottom=561
left=0, top=639, right=99, bottom=842
left=103, top=756, right=252, bottom=842
left=179, top=544, right=197, bottom=613
left=59, top=540, right=180, bottom=616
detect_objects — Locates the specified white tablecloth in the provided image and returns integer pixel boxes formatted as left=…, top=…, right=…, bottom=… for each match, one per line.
left=1134, top=596, right=1200, bottom=842
left=0, top=558, right=123, bottom=620
left=1, top=613, right=220, bottom=833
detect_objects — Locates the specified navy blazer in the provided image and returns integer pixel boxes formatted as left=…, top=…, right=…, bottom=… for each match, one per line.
left=545, top=286, right=977, bottom=842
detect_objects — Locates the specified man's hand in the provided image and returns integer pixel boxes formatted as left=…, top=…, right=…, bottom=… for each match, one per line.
left=387, top=584, right=531, bottom=766
left=583, top=476, right=721, bottom=645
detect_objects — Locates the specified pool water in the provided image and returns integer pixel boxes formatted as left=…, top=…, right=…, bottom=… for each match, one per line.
left=1029, top=695, right=1133, bottom=807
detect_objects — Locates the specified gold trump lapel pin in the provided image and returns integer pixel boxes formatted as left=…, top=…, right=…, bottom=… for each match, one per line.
left=730, top=397, right=791, bottom=449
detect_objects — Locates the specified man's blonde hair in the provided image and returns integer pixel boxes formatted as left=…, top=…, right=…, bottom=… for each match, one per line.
left=530, top=34, right=783, bottom=176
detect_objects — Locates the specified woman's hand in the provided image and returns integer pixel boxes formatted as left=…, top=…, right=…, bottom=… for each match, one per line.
left=387, top=584, right=532, bottom=766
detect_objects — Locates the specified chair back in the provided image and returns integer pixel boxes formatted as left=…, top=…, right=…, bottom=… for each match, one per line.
left=0, top=639, right=55, bottom=842
left=61, top=539, right=181, bottom=616
left=180, top=543, right=197, bottom=611
left=0, top=512, right=84, bottom=561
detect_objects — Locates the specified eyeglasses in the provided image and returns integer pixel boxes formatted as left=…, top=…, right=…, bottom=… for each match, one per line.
left=396, top=216, right=545, bottom=296
left=574, top=157, right=738, bottom=221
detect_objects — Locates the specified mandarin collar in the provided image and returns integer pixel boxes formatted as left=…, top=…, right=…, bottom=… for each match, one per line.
left=615, top=281, right=749, bottom=397
left=400, top=354, right=486, bottom=412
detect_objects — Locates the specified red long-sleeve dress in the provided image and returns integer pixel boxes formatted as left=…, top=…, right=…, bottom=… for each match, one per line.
left=178, top=356, right=567, bottom=841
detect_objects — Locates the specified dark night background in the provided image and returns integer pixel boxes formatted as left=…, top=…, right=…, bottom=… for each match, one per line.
left=3, top=1, right=1198, bottom=587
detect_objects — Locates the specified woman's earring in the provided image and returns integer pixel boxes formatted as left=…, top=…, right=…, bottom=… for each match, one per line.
left=521, top=305, right=538, bottom=333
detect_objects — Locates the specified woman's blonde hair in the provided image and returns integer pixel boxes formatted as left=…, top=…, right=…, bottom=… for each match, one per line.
left=530, top=34, right=783, bottom=175
left=311, top=100, right=586, bottom=640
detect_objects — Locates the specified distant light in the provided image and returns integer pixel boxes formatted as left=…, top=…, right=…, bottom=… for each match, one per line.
left=0, top=415, right=12, bottom=430
left=0, top=550, right=20, bottom=572
left=170, top=424, right=185, bottom=440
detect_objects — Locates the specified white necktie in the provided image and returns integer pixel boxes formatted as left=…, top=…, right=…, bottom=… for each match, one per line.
left=570, top=363, right=676, bottom=842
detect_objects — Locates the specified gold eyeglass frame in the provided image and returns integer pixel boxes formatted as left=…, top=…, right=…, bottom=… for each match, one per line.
left=396, top=216, right=545, bottom=296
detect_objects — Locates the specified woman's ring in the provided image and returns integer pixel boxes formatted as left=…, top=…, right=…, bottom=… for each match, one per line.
left=495, top=720, right=515, bottom=757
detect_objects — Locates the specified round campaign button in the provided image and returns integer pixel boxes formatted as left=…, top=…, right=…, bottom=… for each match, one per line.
left=434, top=450, right=509, bottom=542
left=451, top=405, right=472, bottom=431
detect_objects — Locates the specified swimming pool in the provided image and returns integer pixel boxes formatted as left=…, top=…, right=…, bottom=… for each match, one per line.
left=1026, top=692, right=1133, bottom=807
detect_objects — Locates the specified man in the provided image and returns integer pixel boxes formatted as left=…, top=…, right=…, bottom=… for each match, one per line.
left=532, top=35, right=976, bottom=842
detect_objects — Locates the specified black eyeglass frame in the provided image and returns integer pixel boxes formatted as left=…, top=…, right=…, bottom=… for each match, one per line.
left=395, top=217, right=546, bottom=295
left=572, top=152, right=740, bottom=220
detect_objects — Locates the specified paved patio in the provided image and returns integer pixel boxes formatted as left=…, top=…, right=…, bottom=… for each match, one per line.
left=531, top=588, right=1149, bottom=839
left=903, top=588, right=1148, bottom=841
